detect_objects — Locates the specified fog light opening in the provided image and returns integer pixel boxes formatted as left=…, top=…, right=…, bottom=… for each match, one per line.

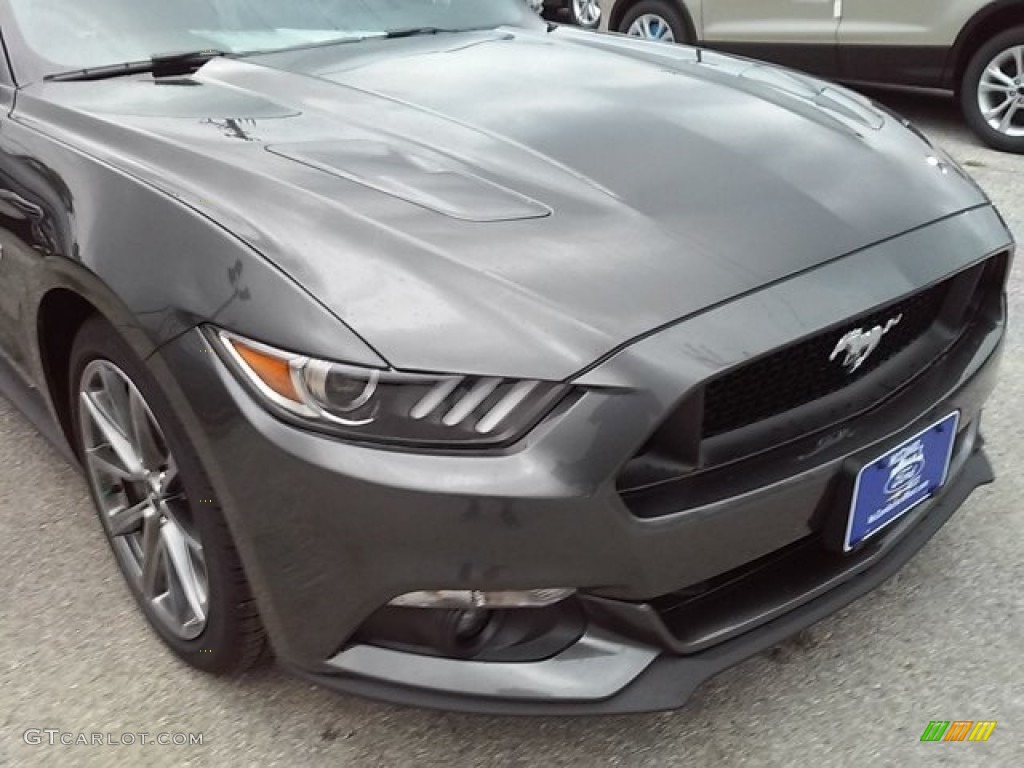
left=355, top=594, right=587, bottom=662
left=452, top=609, right=492, bottom=642
left=439, top=608, right=500, bottom=657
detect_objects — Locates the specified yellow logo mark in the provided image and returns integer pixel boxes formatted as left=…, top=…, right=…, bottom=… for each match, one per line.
left=968, top=721, right=997, bottom=742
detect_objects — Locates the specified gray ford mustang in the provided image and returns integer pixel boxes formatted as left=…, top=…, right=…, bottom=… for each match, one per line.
left=0, top=0, right=1013, bottom=714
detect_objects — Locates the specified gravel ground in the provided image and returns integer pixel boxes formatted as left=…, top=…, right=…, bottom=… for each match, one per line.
left=1, top=88, right=1022, bottom=768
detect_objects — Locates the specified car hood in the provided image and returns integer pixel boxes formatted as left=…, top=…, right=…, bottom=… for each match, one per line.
left=23, top=27, right=990, bottom=380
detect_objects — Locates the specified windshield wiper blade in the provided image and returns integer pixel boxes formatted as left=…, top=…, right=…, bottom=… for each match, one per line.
left=45, top=49, right=230, bottom=82
left=384, top=27, right=462, bottom=39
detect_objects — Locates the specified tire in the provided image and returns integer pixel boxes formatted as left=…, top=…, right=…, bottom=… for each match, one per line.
left=69, top=315, right=268, bottom=674
left=960, top=26, right=1024, bottom=154
left=618, top=0, right=689, bottom=45
left=570, top=0, right=602, bottom=29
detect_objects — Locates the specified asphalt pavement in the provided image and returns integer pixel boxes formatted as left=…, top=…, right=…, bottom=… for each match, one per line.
left=1, top=88, right=1022, bottom=768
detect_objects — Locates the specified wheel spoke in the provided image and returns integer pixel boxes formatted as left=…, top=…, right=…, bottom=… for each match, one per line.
left=980, top=81, right=1012, bottom=94
left=108, top=498, right=151, bottom=537
left=162, top=522, right=206, bottom=624
left=140, top=515, right=164, bottom=598
left=984, top=96, right=1014, bottom=118
left=998, top=100, right=1022, bottom=132
left=1014, top=46, right=1023, bottom=77
left=986, top=65, right=1016, bottom=88
left=86, top=446, right=136, bottom=481
left=98, top=364, right=131, bottom=429
left=80, top=391, right=145, bottom=477
left=128, top=388, right=163, bottom=470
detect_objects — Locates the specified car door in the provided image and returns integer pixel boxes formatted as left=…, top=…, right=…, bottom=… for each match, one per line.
left=700, top=0, right=841, bottom=78
left=836, top=0, right=972, bottom=88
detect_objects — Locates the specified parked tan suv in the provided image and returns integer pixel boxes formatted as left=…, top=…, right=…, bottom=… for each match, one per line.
left=599, top=0, right=1024, bottom=153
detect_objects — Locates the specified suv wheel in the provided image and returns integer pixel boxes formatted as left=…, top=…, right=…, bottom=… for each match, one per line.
left=961, top=26, right=1024, bottom=153
left=619, top=0, right=688, bottom=44
left=70, top=315, right=268, bottom=674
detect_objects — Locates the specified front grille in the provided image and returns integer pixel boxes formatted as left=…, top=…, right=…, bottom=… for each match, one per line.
left=617, top=253, right=1006, bottom=514
left=701, top=278, right=953, bottom=439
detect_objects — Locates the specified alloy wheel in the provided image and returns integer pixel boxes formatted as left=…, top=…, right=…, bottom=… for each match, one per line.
left=78, top=360, right=209, bottom=640
left=977, top=44, right=1024, bottom=138
left=572, top=0, right=601, bottom=28
left=626, top=13, right=675, bottom=43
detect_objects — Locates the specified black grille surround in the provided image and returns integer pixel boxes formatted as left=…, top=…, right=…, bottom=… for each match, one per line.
left=617, top=253, right=1007, bottom=501
left=701, top=279, right=951, bottom=439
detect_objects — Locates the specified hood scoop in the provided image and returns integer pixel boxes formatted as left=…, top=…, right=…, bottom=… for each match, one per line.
left=266, top=139, right=550, bottom=222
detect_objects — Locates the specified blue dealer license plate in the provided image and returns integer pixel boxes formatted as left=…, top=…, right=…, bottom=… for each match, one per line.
left=845, top=412, right=959, bottom=551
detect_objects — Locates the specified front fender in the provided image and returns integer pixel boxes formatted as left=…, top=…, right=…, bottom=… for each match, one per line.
left=4, top=96, right=388, bottom=380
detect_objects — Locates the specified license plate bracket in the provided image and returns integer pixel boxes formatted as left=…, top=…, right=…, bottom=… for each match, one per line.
left=843, top=412, right=960, bottom=552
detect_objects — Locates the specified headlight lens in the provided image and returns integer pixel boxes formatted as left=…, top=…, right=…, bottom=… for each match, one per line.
left=212, top=329, right=570, bottom=447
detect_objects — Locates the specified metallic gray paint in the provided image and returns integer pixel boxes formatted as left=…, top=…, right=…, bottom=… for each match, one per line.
left=144, top=205, right=1006, bottom=671
left=301, top=446, right=995, bottom=714
left=9, top=27, right=991, bottom=381
left=0, top=18, right=1013, bottom=713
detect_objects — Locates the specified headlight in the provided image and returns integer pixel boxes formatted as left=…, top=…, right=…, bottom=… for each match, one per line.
left=211, top=328, right=570, bottom=447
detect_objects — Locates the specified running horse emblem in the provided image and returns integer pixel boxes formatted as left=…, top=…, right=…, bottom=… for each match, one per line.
left=829, top=314, right=903, bottom=373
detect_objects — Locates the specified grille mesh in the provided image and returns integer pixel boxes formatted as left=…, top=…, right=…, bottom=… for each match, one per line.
left=701, top=279, right=952, bottom=439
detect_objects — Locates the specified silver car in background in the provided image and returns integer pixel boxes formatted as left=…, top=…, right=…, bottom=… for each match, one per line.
left=600, top=0, right=1024, bottom=153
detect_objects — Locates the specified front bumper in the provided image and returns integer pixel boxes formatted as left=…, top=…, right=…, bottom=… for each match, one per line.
left=299, top=447, right=994, bottom=715
left=149, top=209, right=1009, bottom=714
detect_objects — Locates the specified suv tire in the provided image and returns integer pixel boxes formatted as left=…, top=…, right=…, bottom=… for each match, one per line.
left=961, top=26, right=1024, bottom=153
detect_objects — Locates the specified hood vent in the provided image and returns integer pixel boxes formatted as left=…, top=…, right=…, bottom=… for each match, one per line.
left=267, top=139, right=550, bottom=222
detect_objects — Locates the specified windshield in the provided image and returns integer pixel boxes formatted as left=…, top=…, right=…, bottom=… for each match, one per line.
left=6, top=0, right=539, bottom=82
